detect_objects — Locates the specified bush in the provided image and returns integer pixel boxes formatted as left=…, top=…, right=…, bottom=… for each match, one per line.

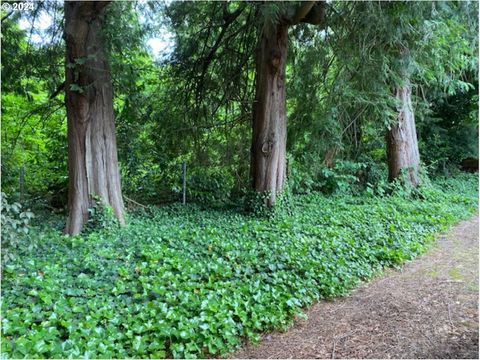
left=1, top=174, right=478, bottom=358
left=188, top=168, right=234, bottom=206
left=0, top=192, right=35, bottom=264
left=316, top=160, right=365, bottom=194
left=289, top=156, right=385, bottom=195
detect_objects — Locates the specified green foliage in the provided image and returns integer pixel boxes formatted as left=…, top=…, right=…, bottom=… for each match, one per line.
left=417, top=84, right=479, bottom=172
left=1, top=4, right=66, bottom=202
left=313, top=161, right=366, bottom=194
left=243, top=186, right=294, bottom=219
left=289, top=155, right=386, bottom=196
left=1, top=192, right=35, bottom=264
left=82, top=196, right=119, bottom=234
left=1, top=11, right=26, bottom=94
left=243, top=190, right=275, bottom=217
left=2, top=174, right=477, bottom=359
left=1, top=92, right=67, bottom=199
left=188, top=168, right=235, bottom=206
left=288, top=0, right=478, bottom=177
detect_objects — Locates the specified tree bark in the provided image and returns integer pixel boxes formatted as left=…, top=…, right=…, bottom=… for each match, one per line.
left=64, top=1, right=125, bottom=235
left=386, top=84, right=421, bottom=187
left=250, top=3, right=326, bottom=207
left=251, top=22, right=288, bottom=207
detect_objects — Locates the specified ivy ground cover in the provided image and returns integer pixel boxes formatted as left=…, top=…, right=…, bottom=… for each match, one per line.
left=1, top=175, right=478, bottom=358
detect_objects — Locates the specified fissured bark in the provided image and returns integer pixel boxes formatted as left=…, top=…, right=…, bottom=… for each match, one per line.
left=250, top=3, right=326, bottom=207
left=386, top=84, right=421, bottom=187
left=251, top=22, right=288, bottom=206
left=64, top=1, right=125, bottom=234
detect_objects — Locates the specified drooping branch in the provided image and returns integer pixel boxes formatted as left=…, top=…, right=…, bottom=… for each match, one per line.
left=195, top=3, right=246, bottom=102
left=169, top=1, right=256, bottom=129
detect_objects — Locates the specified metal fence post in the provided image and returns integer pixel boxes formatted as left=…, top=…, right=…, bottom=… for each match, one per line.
left=182, top=162, right=186, bottom=204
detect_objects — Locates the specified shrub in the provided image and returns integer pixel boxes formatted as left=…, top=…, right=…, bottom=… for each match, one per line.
left=188, top=168, right=234, bottom=206
left=0, top=192, right=35, bottom=264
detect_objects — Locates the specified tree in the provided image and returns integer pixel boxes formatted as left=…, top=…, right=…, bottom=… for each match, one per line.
left=251, top=1, right=326, bottom=206
left=384, top=1, right=477, bottom=187
left=386, top=74, right=421, bottom=186
left=64, top=1, right=124, bottom=234
left=289, top=1, right=477, bottom=189
left=381, top=5, right=424, bottom=187
left=164, top=1, right=327, bottom=205
left=325, top=1, right=424, bottom=188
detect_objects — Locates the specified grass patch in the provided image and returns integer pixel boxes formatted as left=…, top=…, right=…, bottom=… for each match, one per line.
left=1, top=174, right=478, bottom=359
left=447, top=267, right=463, bottom=280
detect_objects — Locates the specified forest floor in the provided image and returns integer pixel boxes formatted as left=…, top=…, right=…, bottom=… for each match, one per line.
left=232, top=215, right=479, bottom=359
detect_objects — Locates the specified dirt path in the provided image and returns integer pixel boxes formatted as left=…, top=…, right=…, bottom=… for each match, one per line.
left=232, top=216, right=479, bottom=359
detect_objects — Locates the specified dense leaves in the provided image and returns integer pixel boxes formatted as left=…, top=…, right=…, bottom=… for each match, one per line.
left=1, top=175, right=477, bottom=358
left=0, top=192, right=35, bottom=264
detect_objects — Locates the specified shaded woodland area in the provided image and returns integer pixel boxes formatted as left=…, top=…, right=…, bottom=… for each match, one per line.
left=1, top=1, right=479, bottom=358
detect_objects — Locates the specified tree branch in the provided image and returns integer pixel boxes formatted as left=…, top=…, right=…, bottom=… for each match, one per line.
left=194, top=3, right=246, bottom=102
left=49, top=81, right=65, bottom=99
left=301, top=1, right=326, bottom=26
left=290, top=1, right=316, bottom=25
left=1, top=11, right=14, bottom=23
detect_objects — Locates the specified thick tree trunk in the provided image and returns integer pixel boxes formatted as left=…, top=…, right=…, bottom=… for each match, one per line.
left=386, top=84, right=421, bottom=187
left=251, top=23, right=288, bottom=207
left=64, top=1, right=125, bottom=235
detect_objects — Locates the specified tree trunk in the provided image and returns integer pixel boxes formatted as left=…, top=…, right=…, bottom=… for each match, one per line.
left=64, top=1, right=125, bottom=235
left=251, top=22, right=288, bottom=207
left=386, top=84, right=421, bottom=187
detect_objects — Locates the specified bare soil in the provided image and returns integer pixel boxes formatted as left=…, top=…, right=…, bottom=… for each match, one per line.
left=231, top=215, right=479, bottom=359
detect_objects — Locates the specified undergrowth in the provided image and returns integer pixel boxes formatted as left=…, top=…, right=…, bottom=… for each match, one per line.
left=1, top=174, right=478, bottom=359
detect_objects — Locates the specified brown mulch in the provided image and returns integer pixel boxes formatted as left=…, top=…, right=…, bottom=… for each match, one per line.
left=231, top=215, right=479, bottom=359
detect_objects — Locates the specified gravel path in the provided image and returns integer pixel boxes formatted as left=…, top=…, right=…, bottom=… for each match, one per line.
left=232, top=215, right=479, bottom=359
